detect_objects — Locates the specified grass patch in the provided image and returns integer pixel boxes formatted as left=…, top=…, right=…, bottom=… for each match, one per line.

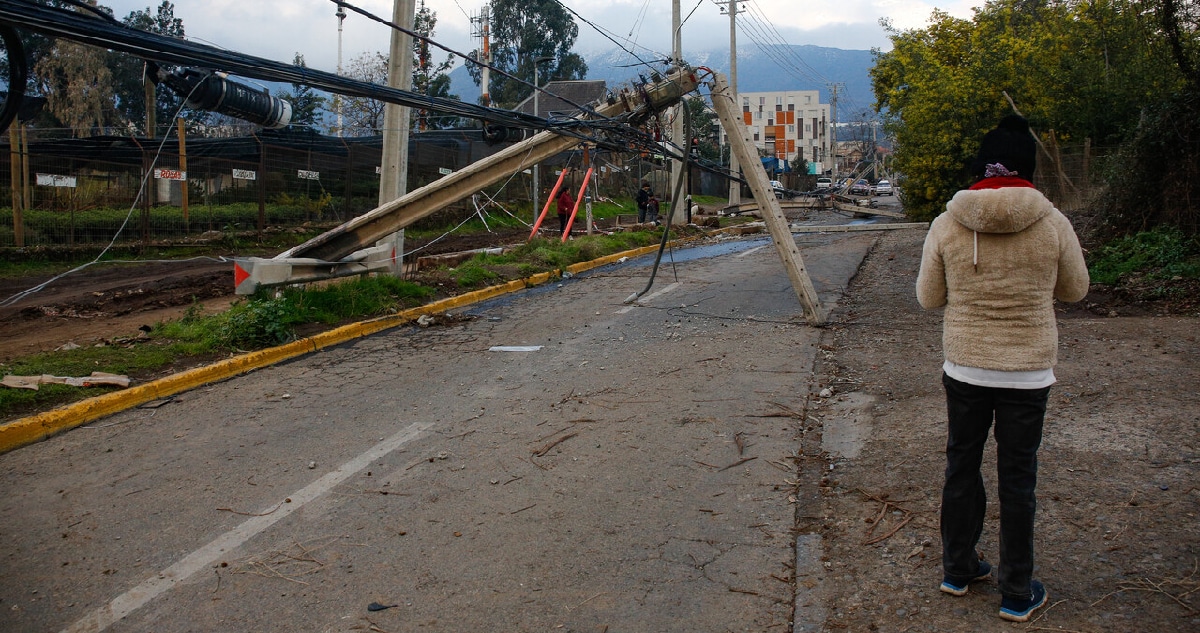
left=1088, top=226, right=1200, bottom=285
left=0, top=277, right=434, bottom=420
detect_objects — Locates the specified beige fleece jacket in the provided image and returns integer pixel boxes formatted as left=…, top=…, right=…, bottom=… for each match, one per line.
left=916, top=185, right=1090, bottom=371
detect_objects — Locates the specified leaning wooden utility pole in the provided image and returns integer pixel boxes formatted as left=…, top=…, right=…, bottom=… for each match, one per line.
left=708, top=72, right=826, bottom=325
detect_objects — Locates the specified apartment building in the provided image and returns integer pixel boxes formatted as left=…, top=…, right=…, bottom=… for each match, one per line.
left=724, top=90, right=832, bottom=175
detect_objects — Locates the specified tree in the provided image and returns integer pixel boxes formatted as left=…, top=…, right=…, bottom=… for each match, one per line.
left=33, top=1, right=117, bottom=136
left=412, top=2, right=461, bottom=130
left=870, top=0, right=1182, bottom=219
left=683, top=96, right=719, bottom=161
left=340, top=51, right=389, bottom=135
left=280, top=53, right=327, bottom=129
left=339, top=5, right=463, bottom=136
left=467, top=0, right=587, bottom=109
left=110, top=1, right=186, bottom=135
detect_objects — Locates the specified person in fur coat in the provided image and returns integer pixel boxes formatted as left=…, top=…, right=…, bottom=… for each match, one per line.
left=916, top=114, right=1090, bottom=622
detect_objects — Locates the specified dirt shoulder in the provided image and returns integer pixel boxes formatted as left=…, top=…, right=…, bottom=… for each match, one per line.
left=805, top=230, right=1199, bottom=631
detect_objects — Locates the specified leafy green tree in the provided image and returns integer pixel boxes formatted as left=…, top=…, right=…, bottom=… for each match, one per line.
left=280, top=53, right=327, bottom=128
left=870, top=0, right=1184, bottom=220
left=110, top=1, right=186, bottom=135
left=467, top=0, right=587, bottom=108
left=683, top=96, right=719, bottom=161
left=412, top=2, right=461, bottom=130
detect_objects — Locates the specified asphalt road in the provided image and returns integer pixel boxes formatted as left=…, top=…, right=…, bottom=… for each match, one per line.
left=1, top=229, right=877, bottom=633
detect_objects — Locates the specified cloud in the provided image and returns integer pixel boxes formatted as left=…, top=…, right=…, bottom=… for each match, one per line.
left=99, top=0, right=974, bottom=76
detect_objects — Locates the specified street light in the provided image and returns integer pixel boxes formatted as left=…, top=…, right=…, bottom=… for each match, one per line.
left=335, top=3, right=346, bottom=137
left=531, top=55, right=554, bottom=219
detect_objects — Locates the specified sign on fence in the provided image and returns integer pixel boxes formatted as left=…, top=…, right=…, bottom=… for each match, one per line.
left=35, top=173, right=77, bottom=188
left=297, top=169, right=320, bottom=180
left=232, top=168, right=257, bottom=181
left=154, top=168, right=186, bottom=181
left=438, top=167, right=453, bottom=175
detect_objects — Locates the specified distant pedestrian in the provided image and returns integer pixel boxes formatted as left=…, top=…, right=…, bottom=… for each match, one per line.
left=555, top=187, right=575, bottom=236
left=916, top=114, right=1089, bottom=622
left=646, top=195, right=660, bottom=225
left=636, top=181, right=653, bottom=223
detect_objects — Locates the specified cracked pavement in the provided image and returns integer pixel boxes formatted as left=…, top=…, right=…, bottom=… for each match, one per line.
left=1, top=231, right=876, bottom=633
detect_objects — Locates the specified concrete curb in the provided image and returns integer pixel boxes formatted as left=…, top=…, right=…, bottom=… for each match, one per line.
left=0, top=239, right=677, bottom=455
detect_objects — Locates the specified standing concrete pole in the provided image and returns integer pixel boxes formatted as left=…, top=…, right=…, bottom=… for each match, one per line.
left=379, top=0, right=415, bottom=207
left=669, top=0, right=686, bottom=224
left=727, top=0, right=741, bottom=205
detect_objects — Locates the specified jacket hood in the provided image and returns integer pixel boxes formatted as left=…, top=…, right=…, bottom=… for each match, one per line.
left=946, top=187, right=1054, bottom=234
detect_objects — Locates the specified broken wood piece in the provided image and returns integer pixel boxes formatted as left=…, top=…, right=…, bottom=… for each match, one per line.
left=1, top=372, right=131, bottom=390
left=532, top=432, right=578, bottom=457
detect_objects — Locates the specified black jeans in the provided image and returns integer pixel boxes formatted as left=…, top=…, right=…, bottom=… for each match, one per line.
left=941, top=373, right=1049, bottom=600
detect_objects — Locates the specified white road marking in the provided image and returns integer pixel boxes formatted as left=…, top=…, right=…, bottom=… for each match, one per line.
left=615, top=282, right=681, bottom=314
left=61, top=419, right=436, bottom=633
left=736, top=245, right=768, bottom=258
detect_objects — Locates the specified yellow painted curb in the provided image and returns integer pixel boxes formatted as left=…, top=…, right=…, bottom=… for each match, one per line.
left=0, top=238, right=689, bottom=455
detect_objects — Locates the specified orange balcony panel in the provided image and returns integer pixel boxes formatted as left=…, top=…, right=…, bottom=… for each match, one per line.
left=743, top=112, right=752, bottom=126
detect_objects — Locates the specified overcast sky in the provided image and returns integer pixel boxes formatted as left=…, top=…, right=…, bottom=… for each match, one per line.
left=98, top=0, right=978, bottom=76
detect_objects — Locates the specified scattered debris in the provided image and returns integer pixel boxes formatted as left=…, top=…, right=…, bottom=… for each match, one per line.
left=1, top=372, right=131, bottom=391
left=488, top=345, right=542, bottom=352
left=367, top=602, right=398, bottom=612
left=532, top=432, right=578, bottom=457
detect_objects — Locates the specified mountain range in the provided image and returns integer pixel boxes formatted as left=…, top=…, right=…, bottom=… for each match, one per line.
left=448, top=44, right=878, bottom=122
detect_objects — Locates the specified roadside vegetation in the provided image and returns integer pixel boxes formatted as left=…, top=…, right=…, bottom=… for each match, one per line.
left=871, top=0, right=1199, bottom=253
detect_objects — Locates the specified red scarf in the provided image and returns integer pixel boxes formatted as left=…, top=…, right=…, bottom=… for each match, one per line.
left=969, top=176, right=1035, bottom=190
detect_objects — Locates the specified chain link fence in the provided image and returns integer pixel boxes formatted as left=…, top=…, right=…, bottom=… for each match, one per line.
left=0, top=126, right=702, bottom=249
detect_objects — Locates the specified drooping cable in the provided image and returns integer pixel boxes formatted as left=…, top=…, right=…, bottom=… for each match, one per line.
left=329, top=0, right=608, bottom=122
left=623, top=106, right=694, bottom=304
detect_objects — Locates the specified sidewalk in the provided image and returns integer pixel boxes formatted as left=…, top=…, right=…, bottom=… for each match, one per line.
left=805, top=230, right=1199, bottom=631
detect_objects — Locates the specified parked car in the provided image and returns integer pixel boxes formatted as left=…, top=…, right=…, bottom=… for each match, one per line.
left=875, top=179, right=894, bottom=196
left=816, top=177, right=833, bottom=190
left=769, top=180, right=794, bottom=199
left=850, top=179, right=873, bottom=195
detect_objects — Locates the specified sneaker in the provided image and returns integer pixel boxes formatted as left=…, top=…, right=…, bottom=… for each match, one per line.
left=999, top=580, right=1048, bottom=622
left=939, top=560, right=992, bottom=596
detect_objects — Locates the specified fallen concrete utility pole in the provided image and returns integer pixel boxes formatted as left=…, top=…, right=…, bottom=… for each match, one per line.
left=231, top=69, right=701, bottom=294
left=707, top=72, right=826, bottom=325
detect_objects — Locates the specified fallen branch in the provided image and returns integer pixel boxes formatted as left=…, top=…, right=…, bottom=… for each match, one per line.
left=532, top=432, right=578, bottom=457
left=862, top=515, right=912, bottom=546
left=718, top=456, right=758, bottom=472
left=217, top=501, right=284, bottom=517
